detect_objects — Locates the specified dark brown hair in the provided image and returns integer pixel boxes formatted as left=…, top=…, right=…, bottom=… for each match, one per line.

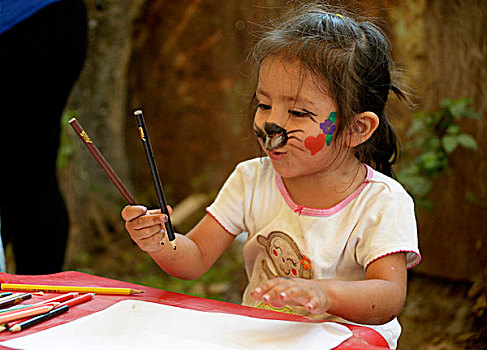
left=251, top=3, right=409, bottom=177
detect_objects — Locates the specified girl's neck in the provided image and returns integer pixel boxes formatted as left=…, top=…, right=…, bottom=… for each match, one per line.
left=281, top=158, right=366, bottom=210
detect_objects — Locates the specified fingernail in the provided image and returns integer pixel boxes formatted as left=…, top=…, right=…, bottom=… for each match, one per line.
left=254, top=288, right=261, bottom=294
left=262, top=294, right=269, bottom=302
left=279, top=292, right=286, bottom=299
left=306, top=303, right=314, bottom=311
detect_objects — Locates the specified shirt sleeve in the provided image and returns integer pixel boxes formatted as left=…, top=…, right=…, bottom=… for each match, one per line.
left=206, top=164, right=247, bottom=236
left=354, top=192, right=421, bottom=270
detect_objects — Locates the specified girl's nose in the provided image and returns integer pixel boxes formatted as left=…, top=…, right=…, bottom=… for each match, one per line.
left=265, top=106, right=288, bottom=126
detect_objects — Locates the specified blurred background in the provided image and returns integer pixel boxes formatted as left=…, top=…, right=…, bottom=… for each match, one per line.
left=5, top=0, right=485, bottom=348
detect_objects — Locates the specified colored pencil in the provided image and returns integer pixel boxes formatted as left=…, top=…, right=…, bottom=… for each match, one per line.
left=0, top=283, right=142, bottom=295
left=133, top=109, right=176, bottom=250
left=9, top=305, right=69, bottom=332
left=3, top=293, right=94, bottom=331
left=0, top=292, right=12, bottom=298
left=56, top=292, right=94, bottom=309
left=0, top=302, right=58, bottom=318
left=4, top=293, right=92, bottom=330
left=0, top=304, right=54, bottom=324
left=69, top=118, right=137, bottom=205
left=0, top=293, right=31, bottom=309
left=33, top=292, right=78, bottom=306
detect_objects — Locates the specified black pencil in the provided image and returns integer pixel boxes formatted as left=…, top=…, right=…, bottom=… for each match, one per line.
left=0, top=293, right=31, bottom=309
left=9, top=305, right=70, bottom=332
left=133, top=109, right=176, bottom=250
left=0, top=292, right=12, bottom=298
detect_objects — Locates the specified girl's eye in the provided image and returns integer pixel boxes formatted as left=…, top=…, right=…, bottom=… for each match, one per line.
left=289, top=110, right=309, bottom=117
left=289, top=109, right=318, bottom=122
left=257, top=103, right=271, bottom=111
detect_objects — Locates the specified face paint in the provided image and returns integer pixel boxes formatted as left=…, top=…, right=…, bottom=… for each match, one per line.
left=304, top=112, right=337, bottom=155
left=304, top=134, right=326, bottom=155
left=319, top=112, right=336, bottom=146
left=254, top=122, right=304, bottom=151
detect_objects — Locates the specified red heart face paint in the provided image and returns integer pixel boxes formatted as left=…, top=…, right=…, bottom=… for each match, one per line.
left=304, top=134, right=326, bottom=155
left=304, top=112, right=337, bottom=155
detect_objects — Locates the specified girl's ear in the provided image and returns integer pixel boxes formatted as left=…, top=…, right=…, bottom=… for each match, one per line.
left=347, top=111, right=379, bottom=148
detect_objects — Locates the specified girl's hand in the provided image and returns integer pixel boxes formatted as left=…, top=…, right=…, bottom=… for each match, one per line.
left=250, top=278, right=331, bottom=315
left=121, top=205, right=172, bottom=253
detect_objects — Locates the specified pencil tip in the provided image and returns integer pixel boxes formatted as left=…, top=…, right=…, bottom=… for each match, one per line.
left=9, top=325, right=20, bottom=332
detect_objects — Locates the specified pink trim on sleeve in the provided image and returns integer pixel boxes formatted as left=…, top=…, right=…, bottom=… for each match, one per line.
left=365, top=250, right=422, bottom=271
left=205, top=208, right=238, bottom=237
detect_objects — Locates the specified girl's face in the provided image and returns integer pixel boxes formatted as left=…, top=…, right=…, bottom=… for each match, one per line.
left=254, top=57, right=347, bottom=179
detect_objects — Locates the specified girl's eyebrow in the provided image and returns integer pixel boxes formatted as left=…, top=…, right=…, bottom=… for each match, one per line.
left=256, top=88, right=315, bottom=106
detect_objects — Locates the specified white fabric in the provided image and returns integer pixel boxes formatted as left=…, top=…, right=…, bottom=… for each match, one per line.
left=207, top=157, right=421, bottom=348
left=1, top=300, right=353, bottom=350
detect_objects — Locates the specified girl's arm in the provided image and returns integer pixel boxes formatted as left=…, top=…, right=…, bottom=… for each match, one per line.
left=122, top=206, right=235, bottom=280
left=251, top=253, right=407, bottom=325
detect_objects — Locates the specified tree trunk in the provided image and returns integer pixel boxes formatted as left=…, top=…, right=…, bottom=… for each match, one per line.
left=61, top=0, right=145, bottom=268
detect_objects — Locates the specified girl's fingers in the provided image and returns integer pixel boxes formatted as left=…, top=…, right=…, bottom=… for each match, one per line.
left=251, top=279, right=329, bottom=314
left=121, top=205, right=147, bottom=221
left=147, top=208, right=162, bottom=215
left=131, top=223, right=164, bottom=240
left=131, top=213, right=167, bottom=230
left=137, top=229, right=165, bottom=252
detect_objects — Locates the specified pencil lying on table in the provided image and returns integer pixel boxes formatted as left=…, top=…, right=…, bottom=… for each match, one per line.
left=0, top=283, right=142, bottom=295
left=0, top=304, right=56, bottom=324
left=69, top=118, right=137, bottom=205
left=3, top=293, right=95, bottom=332
left=133, top=109, right=177, bottom=250
left=0, top=293, right=31, bottom=309
left=9, top=305, right=70, bottom=333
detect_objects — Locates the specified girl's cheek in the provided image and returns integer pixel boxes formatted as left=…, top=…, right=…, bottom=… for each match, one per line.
left=303, top=112, right=337, bottom=156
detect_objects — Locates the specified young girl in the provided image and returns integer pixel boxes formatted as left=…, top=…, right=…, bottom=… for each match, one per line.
left=122, top=4, right=420, bottom=348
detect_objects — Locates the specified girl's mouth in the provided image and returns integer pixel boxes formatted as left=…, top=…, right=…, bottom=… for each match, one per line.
left=268, top=150, right=286, bottom=160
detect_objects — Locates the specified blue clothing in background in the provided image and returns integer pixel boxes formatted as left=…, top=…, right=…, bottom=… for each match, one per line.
left=0, top=0, right=62, bottom=33
left=0, top=0, right=87, bottom=274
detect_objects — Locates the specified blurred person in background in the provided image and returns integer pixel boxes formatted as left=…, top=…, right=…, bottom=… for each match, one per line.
left=0, top=0, right=87, bottom=274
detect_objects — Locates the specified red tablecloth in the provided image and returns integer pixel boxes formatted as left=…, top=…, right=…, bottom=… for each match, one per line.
left=0, top=271, right=389, bottom=349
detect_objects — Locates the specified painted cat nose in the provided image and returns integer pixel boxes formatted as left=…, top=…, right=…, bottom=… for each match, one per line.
left=264, top=122, right=288, bottom=150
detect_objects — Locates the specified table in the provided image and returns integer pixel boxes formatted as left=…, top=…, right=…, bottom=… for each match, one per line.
left=0, top=271, right=389, bottom=349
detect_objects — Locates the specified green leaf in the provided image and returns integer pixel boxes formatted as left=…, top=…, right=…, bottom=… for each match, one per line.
left=406, top=117, right=426, bottom=137
left=456, top=134, right=478, bottom=151
left=442, top=135, right=459, bottom=154
left=446, top=125, right=461, bottom=135
left=441, top=98, right=470, bottom=119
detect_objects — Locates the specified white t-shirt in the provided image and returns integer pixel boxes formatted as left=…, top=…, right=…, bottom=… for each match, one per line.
left=207, top=157, right=421, bottom=348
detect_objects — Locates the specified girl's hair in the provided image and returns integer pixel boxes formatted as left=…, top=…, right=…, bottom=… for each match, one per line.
left=250, top=3, right=409, bottom=177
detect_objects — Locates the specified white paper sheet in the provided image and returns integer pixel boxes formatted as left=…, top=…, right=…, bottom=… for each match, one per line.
left=2, top=300, right=352, bottom=350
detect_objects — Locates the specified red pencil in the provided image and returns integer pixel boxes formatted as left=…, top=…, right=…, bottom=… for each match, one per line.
left=55, top=292, right=94, bottom=309
left=32, top=292, right=78, bottom=306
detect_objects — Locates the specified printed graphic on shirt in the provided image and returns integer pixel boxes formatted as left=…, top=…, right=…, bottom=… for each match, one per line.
left=257, top=302, right=295, bottom=314
left=255, top=231, right=313, bottom=314
left=257, top=231, right=313, bottom=280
